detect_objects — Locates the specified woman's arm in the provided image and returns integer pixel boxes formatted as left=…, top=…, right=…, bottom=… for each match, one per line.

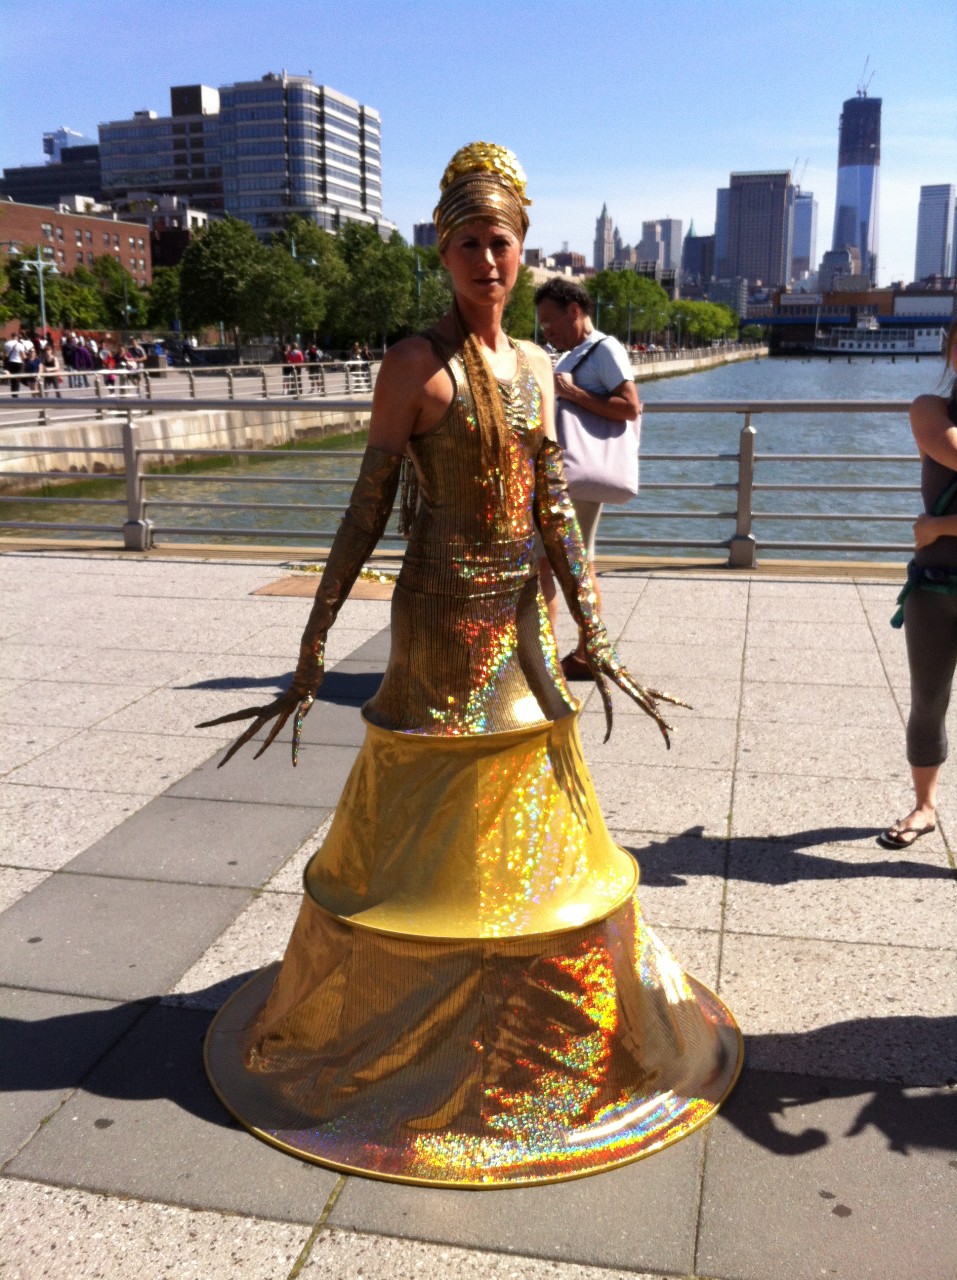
left=910, top=394, right=957, bottom=470
left=914, top=512, right=957, bottom=549
left=367, top=336, right=451, bottom=453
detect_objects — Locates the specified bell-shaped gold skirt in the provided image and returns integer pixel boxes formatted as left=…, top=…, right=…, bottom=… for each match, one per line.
left=205, top=714, right=742, bottom=1187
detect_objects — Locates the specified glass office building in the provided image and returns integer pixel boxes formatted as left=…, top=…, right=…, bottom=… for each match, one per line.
left=99, top=75, right=390, bottom=239
left=831, top=95, right=881, bottom=285
left=219, top=74, right=384, bottom=236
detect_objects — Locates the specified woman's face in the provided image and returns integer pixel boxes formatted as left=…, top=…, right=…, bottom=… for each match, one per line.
left=441, top=221, right=522, bottom=308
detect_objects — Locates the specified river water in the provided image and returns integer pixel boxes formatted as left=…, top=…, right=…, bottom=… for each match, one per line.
left=10, top=354, right=949, bottom=560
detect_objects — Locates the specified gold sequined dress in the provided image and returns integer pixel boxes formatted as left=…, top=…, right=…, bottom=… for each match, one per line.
left=205, top=342, right=742, bottom=1187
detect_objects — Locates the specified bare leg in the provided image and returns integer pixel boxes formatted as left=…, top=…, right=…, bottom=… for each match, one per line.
left=894, top=763, right=940, bottom=833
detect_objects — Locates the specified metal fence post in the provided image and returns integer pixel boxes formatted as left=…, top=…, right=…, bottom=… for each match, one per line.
left=728, top=412, right=757, bottom=568
left=187, top=368, right=196, bottom=399
left=227, top=368, right=235, bottom=401
left=260, top=365, right=268, bottom=398
left=122, top=411, right=154, bottom=550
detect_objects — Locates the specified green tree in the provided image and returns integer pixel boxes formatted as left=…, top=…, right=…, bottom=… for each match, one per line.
left=333, top=224, right=413, bottom=347
left=91, top=254, right=148, bottom=328
left=741, top=323, right=765, bottom=343
left=147, top=265, right=181, bottom=330
left=412, top=246, right=452, bottom=329
left=587, top=271, right=670, bottom=342
left=2, top=246, right=64, bottom=331
left=239, top=247, right=326, bottom=341
left=179, top=217, right=264, bottom=341
left=503, top=264, right=535, bottom=339
left=57, top=266, right=106, bottom=329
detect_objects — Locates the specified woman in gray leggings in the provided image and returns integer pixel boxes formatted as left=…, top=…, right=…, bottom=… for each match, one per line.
left=880, top=317, right=957, bottom=848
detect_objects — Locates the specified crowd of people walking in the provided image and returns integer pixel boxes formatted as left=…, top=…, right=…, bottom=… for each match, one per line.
left=2, top=330, right=149, bottom=398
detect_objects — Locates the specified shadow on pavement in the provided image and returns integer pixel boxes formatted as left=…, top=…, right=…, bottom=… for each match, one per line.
left=2, top=983, right=955, bottom=1160
left=626, top=826, right=955, bottom=887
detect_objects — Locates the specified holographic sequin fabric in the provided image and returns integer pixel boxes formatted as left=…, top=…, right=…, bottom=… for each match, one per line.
left=204, top=336, right=742, bottom=1187
left=365, top=344, right=575, bottom=735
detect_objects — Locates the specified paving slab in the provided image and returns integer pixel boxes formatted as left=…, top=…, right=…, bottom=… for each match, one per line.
left=168, top=741, right=359, bottom=809
left=0, top=679, right=155, bottom=730
left=735, top=718, right=911, bottom=780
left=725, top=839, right=957, bottom=949
left=69, top=796, right=333, bottom=889
left=0, top=874, right=252, bottom=1001
left=301, top=1228, right=671, bottom=1280
left=581, top=711, right=737, bottom=770
left=743, top=645, right=887, bottom=686
left=0, top=867, right=49, bottom=913
left=0, top=1177, right=314, bottom=1280
left=166, top=891, right=303, bottom=1009
left=613, top=833, right=726, bottom=931
left=0, top=988, right=148, bottom=1164
left=0, top=785, right=152, bottom=871
left=328, top=1130, right=705, bottom=1276
left=729, top=771, right=946, bottom=844
left=744, top=619, right=877, bottom=651
left=719, top=933, right=957, bottom=1083
left=2, top=643, right=212, bottom=686
left=6, top=1005, right=339, bottom=1224
left=739, top=681, right=901, bottom=726
left=7, top=730, right=228, bottom=797
left=697, top=1069, right=957, bottom=1280
left=623, top=615, right=746, bottom=649
left=0, top=725, right=82, bottom=777
left=591, top=762, right=732, bottom=838
left=265, top=815, right=334, bottom=894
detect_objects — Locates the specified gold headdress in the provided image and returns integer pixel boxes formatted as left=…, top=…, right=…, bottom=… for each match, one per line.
left=434, top=141, right=531, bottom=251
left=425, top=143, right=532, bottom=518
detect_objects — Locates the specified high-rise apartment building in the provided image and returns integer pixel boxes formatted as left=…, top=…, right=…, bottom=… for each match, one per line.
left=714, top=188, right=730, bottom=277
left=791, top=190, right=817, bottom=280
left=637, top=219, right=682, bottom=271
left=681, top=223, right=715, bottom=284
left=726, top=171, right=794, bottom=288
left=594, top=203, right=615, bottom=270
left=831, top=93, right=881, bottom=285
left=98, top=73, right=389, bottom=239
left=914, top=184, right=956, bottom=282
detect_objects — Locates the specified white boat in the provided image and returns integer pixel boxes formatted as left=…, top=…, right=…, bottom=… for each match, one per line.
left=813, top=316, right=946, bottom=355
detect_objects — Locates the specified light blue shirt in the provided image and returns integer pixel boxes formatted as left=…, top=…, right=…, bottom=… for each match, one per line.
left=554, top=329, right=633, bottom=397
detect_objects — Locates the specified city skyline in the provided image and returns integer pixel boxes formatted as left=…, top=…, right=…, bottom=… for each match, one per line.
left=1, top=0, right=954, bottom=286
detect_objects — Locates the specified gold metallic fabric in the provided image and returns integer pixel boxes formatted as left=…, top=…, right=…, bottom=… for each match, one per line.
left=434, top=141, right=531, bottom=250
left=305, top=714, right=635, bottom=939
left=206, top=886, right=741, bottom=1187
left=365, top=345, right=576, bottom=735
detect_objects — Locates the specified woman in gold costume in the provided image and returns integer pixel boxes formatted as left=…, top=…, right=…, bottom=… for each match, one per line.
left=201, top=143, right=742, bottom=1187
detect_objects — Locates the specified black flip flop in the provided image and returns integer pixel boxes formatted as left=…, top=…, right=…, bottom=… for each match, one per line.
left=876, top=821, right=936, bottom=850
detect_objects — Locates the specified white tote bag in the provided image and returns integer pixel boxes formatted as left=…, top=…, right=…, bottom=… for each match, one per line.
left=556, top=339, right=641, bottom=504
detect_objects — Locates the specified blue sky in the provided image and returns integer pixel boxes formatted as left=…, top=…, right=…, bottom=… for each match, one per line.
left=2, top=0, right=955, bottom=284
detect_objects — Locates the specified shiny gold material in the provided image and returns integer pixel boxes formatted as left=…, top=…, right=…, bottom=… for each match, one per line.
left=434, top=142, right=531, bottom=250
left=306, top=714, right=635, bottom=938
left=439, top=141, right=531, bottom=201
left=534, top=439, right=690, bottom=746
left=365, top=345, right=575, bottom=735
left=204, top=329, right=743, bottom=1187
left=206, top=889, right=742, bottom=1188
left=198, top=447, right=402, bottom=766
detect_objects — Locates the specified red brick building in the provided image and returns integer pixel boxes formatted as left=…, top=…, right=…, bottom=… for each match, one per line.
left=0, top=199, right=152, bottom=286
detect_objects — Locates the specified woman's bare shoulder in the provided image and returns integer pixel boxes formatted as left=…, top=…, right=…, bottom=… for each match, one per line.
left=378, top=334, right=442, bottom=379
left=516, top=340, right=552, bottom=382
left=910, top=393, right=953, bottom=433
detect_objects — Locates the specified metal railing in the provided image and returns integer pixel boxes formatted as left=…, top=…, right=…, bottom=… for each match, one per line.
left=0, top=397, right=917, bottom=566
left=0, top=361, right=375, bottom=424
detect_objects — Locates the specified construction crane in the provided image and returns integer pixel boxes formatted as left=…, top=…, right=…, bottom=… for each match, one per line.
left=857, top=56, right=875, bottom=97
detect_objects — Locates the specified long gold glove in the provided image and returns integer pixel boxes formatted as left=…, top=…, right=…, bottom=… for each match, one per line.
left=199, top=446, right=402, bottom=766
left=533, top=438, right=688, bottom=746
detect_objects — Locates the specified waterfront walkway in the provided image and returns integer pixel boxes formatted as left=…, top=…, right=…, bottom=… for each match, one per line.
left=0, top=547, right=954, bottom=1280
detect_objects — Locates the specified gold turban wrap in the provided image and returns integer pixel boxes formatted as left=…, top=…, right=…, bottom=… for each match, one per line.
left=433, top=141, right=531, bottom=251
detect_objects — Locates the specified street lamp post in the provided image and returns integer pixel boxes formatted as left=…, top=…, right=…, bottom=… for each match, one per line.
left=18, top=246, right=59, bottom=340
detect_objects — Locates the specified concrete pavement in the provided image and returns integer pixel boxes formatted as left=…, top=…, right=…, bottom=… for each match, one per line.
left=0, top=548, right=955, bottom=1280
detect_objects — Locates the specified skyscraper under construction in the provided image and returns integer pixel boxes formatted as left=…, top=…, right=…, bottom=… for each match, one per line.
left=831, top=92, right=881, bottom=285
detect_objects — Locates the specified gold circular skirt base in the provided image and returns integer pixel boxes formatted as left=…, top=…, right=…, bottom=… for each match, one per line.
left=204, top=899, right=743, bottom=1189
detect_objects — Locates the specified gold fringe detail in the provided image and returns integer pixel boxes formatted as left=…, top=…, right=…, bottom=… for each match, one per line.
left=452, top=302, right=512, bottom=514
left=398, top=457, right=420, bottom=537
